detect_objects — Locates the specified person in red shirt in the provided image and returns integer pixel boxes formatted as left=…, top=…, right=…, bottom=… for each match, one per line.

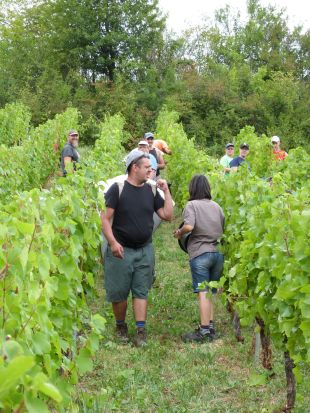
left=271, top=136, right=288, bottom=160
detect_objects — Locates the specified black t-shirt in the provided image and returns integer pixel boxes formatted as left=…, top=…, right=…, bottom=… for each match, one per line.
left=149, top=148, right=160, bottom=176
left=105, top=181, right=165, bottom=248
left=61, top=143, right=80, bottom=174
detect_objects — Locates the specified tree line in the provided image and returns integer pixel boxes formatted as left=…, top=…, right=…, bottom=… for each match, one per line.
left=0, top=0, right=309, bottom=153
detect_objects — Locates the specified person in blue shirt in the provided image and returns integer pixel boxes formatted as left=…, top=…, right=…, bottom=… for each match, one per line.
left=138, top=140, right=158, bottom=180
left=229, top=143, right=250, bottom=171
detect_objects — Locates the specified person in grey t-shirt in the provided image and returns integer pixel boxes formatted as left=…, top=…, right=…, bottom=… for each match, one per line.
left=174, top=174, right=225, bottom=343
left=61, top=129, right=80, bottom=176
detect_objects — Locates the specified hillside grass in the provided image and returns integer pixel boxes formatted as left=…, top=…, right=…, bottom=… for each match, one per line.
left=77, top=216, right=309, bottom=413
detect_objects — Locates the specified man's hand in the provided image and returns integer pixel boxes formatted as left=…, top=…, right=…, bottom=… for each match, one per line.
left=110, top=241, right=124, bottom=259
left=156, top=179, right=169, bottom=193
left=173, top=228, right=182, bottom=239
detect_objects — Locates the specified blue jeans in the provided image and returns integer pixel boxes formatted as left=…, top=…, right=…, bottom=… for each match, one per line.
left=189, top=252, right=224, bottom=293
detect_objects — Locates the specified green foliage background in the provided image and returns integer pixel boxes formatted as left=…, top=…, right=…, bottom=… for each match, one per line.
left=0, top=0, right=309, bottom=410
left=0, top=0, right=309, bottom=151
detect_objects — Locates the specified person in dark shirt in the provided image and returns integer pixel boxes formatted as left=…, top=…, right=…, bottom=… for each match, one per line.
left=144, top=132, right=165, bottom=179
left=61, top=129, right=80, bottom=176
left=229, top=143, right=250, bottom=171
left=101, top=149, right=173, bottom=346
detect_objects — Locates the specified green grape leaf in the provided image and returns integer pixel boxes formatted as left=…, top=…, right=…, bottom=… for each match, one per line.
left=3, top=340, right=23, bottom=361
left=17, top=222, right=35, bottom=236
left=248, top=373, right=268, bottom=386
left=91, top=314, right=106, bottom=333
left=0, top=356, right=35, bottom=399
left=38, top=381, right=63, bottom=403
left=25, top=393, right=49, bottom=413
left=32, top=332, right=51, bottom=355
left=38, top=253, right=51, bottom=279
left=76, top=348, right=93, bottom=374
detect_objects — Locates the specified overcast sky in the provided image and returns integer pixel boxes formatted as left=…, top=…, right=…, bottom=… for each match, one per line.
left=158, top=0, right=309, bottom=33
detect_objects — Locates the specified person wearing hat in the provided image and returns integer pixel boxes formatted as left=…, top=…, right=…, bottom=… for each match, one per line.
left=144, top=132, right=165, bottom=179
left=101, top=149, right=173, bottom=347
left=271, top=136, right=287, bottom=160
left=229, top=143, right=250, bottom=171
left=138, top=140, right=158, bottom=180
left=61, top=129, right=80, bottom=176
left=219, top=143, right=235, bottom=174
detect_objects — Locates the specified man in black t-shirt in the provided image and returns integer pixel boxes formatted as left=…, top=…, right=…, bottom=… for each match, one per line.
left=61, top=129, right=80, bottom=176
left=101, top=149, right=173, bottom=346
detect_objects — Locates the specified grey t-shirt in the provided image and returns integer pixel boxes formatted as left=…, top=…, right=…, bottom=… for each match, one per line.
left=183, top=199, right=225, bottom=259
left=61, top=143, right=80, bottom=175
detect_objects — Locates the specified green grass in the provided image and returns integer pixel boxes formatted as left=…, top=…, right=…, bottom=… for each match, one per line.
left=77, top=217, right=309, bottom=413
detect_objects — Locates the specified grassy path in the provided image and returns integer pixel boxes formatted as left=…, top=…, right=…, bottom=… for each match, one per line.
left=78, top=217, right=308, bottom=413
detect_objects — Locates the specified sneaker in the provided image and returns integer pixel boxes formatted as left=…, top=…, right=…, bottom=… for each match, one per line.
left=182, top=327, right=213, bottom=343
left=134, top=327, right=147, bottom=347
left=116, top=323, right=129, bottom=343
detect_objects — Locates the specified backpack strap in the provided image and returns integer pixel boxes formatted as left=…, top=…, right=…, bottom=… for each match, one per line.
left=147, top=182, right=157, bottom=197
left=117, top=181, right=156, bottom=198
left=117, top=181, right=125, bottom=198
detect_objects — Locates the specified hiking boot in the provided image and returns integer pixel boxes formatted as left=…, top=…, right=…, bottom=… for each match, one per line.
left=182, top=327, right=213, bottom=343
left=134, top=327, right=147, bottom=347
left=116, top=323, right=129, bottom=343
left=209, top=325, right=216, bottom=339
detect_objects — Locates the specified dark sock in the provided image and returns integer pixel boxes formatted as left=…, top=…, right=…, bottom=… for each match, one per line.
left=116, top=320, right=125, bottom=326
left=200, top=325, right=210, bottom=334
left=136, top=321, right=145, bottom=329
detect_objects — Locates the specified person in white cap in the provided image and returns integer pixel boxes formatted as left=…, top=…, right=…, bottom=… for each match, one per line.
left=138, top=140, right=158, bottom=180
left=144, top=132, right=165, bottom=179
left=101, top=149, right=173, bottom=347
left=271, top=136, right=288, bottom=160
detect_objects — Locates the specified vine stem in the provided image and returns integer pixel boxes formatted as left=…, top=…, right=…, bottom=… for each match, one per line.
left=28, top=219, right=37, bottom=254
left=256, top=317, right=273, bottom=371
left=13, top=400, right=24, bottom=413
left=0, top=262, right=9, bottom=280
left=283, top=335, right=296, bottom=412
left=1, top=243, right=9, bottom=328
left=226, top=300, right=244, bottom=343
left=283, top=233, right=291, bottom=257
left=18, top=288, right=44, bottom=337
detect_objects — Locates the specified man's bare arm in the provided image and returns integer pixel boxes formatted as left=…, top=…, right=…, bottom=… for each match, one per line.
left=156, top=151, right=165, bottom=170
left=101, top=208, right=124, bottom=259
left=155, top=180, right=173, bottom=221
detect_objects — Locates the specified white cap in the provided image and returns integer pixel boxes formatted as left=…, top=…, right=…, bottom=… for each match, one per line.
left=138, top=140, right=149, bottom=146
left=271, top=136, right=280, bottom=143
